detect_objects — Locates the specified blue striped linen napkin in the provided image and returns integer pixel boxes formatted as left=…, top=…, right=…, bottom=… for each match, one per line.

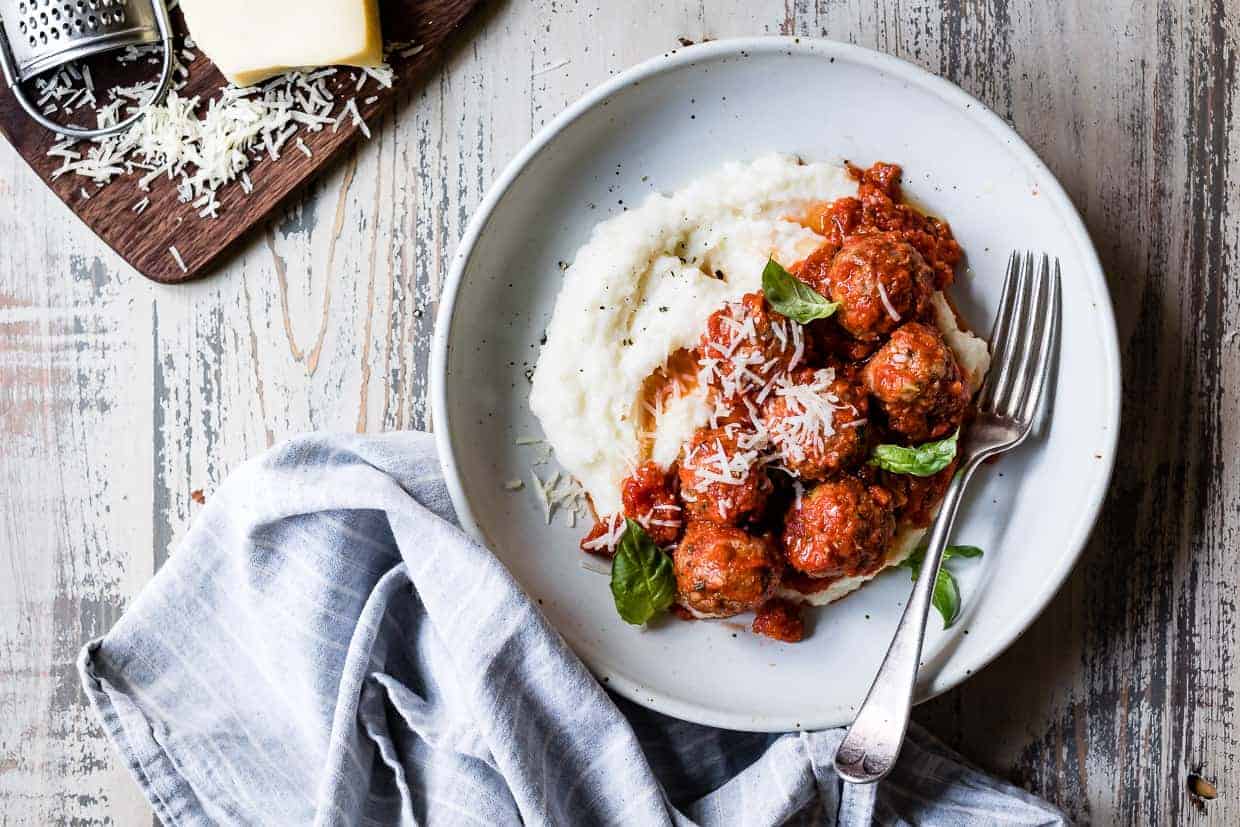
left=78, top=432, right=1067, bottom=826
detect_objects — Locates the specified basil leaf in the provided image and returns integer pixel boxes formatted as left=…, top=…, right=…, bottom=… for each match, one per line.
left=901, top=544, right=984, bottom=629
left=761, top=257, right=839, bottom=323
left=902, top=544, right=984, bottom=574
left=931, top=569, right=962, bottom=629
left=869, top=430, right=959, bottom=476
left=942, top=544, right=983, bottom=559
left=610, top=519, right=676, bottom=625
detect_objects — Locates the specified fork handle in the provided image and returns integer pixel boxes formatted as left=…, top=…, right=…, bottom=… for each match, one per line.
left=832, top=456, right=983, bottom=784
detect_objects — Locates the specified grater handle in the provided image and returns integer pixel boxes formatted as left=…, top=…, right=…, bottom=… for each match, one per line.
left=0, top=0, right=176, bottom=140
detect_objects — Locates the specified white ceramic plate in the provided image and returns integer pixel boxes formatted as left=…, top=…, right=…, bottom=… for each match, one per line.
left=431, top=37, right=1119, bottom=732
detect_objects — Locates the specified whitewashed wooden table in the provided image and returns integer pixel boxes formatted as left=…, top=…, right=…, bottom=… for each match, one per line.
left=1, top=1, right=1236, bottom=823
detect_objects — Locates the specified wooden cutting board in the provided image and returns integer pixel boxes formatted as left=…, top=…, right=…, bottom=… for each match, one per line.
left=0, top=0, right=482, bottom=283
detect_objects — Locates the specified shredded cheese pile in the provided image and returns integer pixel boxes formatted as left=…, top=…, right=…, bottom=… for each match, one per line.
left=697, top=305, right=805, bottom=405
left=529, top=469, right=591, bottom=528
left=680, top=434, right=768, bottom=522
left=39, top=40, right=412, bottom=220
left=691, top=437, right=764, bottom=486
left=512, top=438, right=592, bottom=528
left=767, top=368, right=859, bottom=465
left=680, top=303, right=864, bottom=508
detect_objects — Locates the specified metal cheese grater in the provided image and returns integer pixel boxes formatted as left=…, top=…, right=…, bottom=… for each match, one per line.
left=0, top=0, right=174, bottom=138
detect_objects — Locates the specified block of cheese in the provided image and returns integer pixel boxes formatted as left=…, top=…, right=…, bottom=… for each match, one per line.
left=180, top=0, right=384, bottom=87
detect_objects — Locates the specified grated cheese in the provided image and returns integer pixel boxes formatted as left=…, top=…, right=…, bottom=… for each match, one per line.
left=525, top=458, right=590, bottom=528
left=342, top=98, right=370, bottom=138
left=581, top=513, right=625, bottom=553
left=789, top=322, right=805, bottom=370
left=40, top=45, right=392, bottom=220
left=686, top=437, right=764, bottom=491
left=529, top=472, right=551, bottom=523
left=360, top=65, right=395, bottom=88
left=876, top=279, right=901, bottom=322
left=767, top=367, right=849, bottom=468
left=699, top=301, right=808, bottom=404
left=531, top=58, right=571, bottom=78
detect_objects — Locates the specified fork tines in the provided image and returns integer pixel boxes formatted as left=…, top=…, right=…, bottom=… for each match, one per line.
left=978, top=252, right=1061, bottom=426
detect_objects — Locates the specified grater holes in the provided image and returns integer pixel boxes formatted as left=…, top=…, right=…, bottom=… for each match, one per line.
left=10, top=0, right=155, bottom=69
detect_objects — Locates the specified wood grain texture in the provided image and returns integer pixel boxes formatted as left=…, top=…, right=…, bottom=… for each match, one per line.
left=0, top=0, right=482, bottom=283
left=0, top=0, right=1236, bottom=823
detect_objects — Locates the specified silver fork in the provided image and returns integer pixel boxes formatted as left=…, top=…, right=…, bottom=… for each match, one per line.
left=833, top=252, right=1061, bottom=785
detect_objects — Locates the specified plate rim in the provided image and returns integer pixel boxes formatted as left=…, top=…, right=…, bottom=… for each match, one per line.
left=430, top=35, right=1121, bottom=732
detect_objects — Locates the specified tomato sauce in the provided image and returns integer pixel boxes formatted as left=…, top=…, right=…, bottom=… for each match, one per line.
left=621, top=461, right=682, bottom=546
left=796, top=162, right=962, bottom=291
left=636, top=347, right=699, bottom=456
left=752, top=598, right=806, bottom=642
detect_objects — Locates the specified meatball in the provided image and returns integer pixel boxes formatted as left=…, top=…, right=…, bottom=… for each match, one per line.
left=678, top=426, right=771, bottom=525
left=849, top=162, right=963, bottom=291
left=752, top=598, right=805, bottom=642
left=802, top=234, right=935, bottom=342
left=674, top=521, right=782, bottom=617
left=782, top=476, right=896, bottom=579
left=698, top=292, right=804, bottom=399
left=762, top=367, right=868, bottom=480
left=620, top=461, right=683, bottom=546
left=863, top=321, right=969, bottom=442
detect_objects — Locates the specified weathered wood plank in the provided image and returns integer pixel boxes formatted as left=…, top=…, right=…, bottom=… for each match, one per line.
left=1, top=1, right=1236, bottom=823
